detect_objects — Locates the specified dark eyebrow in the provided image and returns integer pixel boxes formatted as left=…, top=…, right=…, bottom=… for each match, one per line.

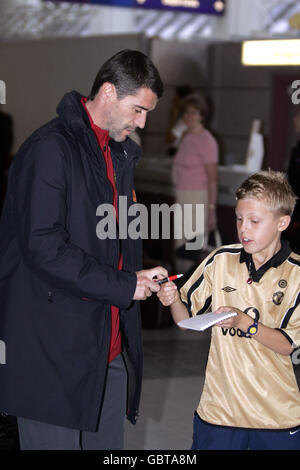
left=135, top=105, right=149, bottom=111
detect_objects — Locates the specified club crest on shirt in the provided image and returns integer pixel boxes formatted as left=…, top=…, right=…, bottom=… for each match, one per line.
left=278, top=279, right=287, bottom=289
left=272, top=291, right=284, bottom=305
left=222, top=286, right=236, bottom=292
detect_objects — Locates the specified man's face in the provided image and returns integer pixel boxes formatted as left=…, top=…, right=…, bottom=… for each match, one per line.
left=104, top=87, right=157, bottom=142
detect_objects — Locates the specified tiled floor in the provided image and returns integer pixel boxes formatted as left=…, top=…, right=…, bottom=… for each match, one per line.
left=125, top=324, right=210, bottom=450
left=124, top=323, right=300, bottom=450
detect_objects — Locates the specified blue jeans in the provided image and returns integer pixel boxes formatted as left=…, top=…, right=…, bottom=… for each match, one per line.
left=191, top=412, right=300, bottom=450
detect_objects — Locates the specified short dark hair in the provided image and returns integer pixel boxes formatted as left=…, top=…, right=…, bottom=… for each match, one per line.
left=88, top=49, right=164, bottom=101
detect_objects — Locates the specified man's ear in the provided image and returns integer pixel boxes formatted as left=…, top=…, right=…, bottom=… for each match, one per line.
left=278, top=215, right=291, bottom=232
left=101, top=82, right=117, bottom=102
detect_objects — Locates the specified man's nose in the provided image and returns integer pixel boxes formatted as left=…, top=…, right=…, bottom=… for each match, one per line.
left=135, top=112, right=147, bottom=129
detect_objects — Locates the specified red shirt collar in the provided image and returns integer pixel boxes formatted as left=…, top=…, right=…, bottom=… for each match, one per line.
left=81, top=97, right=110, bottom=148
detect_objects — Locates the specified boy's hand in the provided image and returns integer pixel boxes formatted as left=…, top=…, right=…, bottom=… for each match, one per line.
left=214, top=306, right=294, bottom=355
left=157, top=281, right=179, bottom=307
left=214, top=306, right=251, bottom=331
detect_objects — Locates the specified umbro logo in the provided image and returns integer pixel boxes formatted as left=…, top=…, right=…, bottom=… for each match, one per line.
left=222, top=286, right=237, bottom=293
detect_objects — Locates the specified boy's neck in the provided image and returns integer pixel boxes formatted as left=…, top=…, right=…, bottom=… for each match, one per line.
left=252, top=238, right=282, bottom=270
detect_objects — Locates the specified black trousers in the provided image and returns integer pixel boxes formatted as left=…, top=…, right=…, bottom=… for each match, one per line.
left=17, top=354, right=128, bottom=450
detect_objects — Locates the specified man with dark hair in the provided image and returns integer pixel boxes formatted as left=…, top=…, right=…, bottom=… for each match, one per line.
left=88, top=49, right=164, bottom=101
left=0, top=49, right=167, bottom=450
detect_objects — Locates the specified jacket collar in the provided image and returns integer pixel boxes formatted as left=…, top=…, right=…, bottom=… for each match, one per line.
left=56, top=90, right=90, bottom=133
left=56, top=91, right=141, bottom=163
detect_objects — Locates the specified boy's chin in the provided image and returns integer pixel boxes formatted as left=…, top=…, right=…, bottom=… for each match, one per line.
left=240, top=241, right=254, bottom=252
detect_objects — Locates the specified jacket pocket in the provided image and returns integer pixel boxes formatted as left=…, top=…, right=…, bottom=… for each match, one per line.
left=45, top=287, right=99, bottom=322
left=47, top=289, right=93, bottom=304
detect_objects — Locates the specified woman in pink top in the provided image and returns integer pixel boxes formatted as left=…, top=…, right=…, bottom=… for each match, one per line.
left=172, top=94, right=219, bottom=264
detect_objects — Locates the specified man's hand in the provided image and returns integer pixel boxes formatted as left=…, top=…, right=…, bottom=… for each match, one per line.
left=133, top=266, right=168, bottom=301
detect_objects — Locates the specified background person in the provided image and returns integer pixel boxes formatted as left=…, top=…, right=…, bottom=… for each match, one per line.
left=0, top=49, right=167, bottom=450
left=166, top=85, right=195, bottom=156
left=172, top=93, right=219, bottom=271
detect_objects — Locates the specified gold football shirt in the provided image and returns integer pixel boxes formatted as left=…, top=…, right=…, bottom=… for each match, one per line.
left=180, top=242, right=300, bottom=429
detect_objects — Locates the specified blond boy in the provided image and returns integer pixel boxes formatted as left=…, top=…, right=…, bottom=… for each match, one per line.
left=158, top=170, right=300, bottom=450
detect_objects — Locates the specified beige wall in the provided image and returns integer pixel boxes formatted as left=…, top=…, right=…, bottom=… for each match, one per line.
left=0, top=33, right=213, bottom=157
left=147, top=38, right=300, bottom=168
left=2, top=34, right=300, bottom=169
left=209, top=41, right=272, bottom=166
left=0, top=33, right=147, bottom=153
left=144, top=37, right=213, bottom=155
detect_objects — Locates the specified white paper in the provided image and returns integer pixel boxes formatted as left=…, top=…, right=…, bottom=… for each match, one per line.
left=177, top=311, right=237, bottom=331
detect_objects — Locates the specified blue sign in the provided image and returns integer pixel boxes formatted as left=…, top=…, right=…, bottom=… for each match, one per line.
left=49, top=0, right=226, bottom=15
left=135, top=0, right=225, bottom=15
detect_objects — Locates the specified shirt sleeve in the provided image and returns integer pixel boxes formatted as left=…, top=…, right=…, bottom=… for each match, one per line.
left=180, top=254, right=214, bottom=317
left=277, top=292, right=300, bottom=348
left=12, top=133, right=137, bottom=308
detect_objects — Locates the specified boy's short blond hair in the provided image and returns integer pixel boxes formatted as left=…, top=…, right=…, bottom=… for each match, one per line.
left=236, top=170, right=297, bottom=216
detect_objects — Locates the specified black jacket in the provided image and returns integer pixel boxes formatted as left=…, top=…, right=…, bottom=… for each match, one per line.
left=0, top=91, right=143, bottom=431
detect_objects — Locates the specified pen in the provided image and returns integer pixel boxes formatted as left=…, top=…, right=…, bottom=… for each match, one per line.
left=156, top=274, right=183, bottom=285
